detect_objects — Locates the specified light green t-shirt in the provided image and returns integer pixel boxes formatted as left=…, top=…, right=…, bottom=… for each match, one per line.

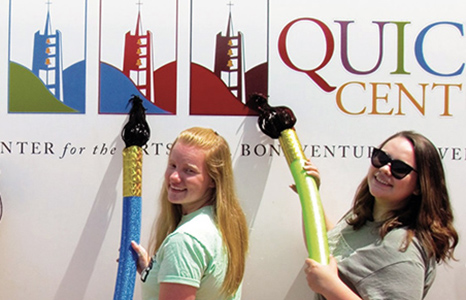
left=141, top=206, right=241, bottom=300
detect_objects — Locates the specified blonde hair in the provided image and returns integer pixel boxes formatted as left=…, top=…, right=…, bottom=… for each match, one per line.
left=148, top=127, right=249, bottom=296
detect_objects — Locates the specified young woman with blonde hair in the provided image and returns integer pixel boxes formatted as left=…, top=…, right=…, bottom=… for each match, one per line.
left=132, top=127, right=248, bottom=300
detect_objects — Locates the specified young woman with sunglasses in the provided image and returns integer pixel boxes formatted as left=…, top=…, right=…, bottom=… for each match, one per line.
left=300, top=131, right=458, bottom=300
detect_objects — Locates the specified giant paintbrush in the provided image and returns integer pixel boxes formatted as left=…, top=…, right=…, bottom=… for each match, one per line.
left=247, top=93, right=329, bottom=264
left=113, top=95, right=150, bottom=300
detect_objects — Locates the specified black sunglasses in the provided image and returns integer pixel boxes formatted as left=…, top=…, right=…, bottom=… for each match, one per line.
left=371, top=148, right=417, bottom=180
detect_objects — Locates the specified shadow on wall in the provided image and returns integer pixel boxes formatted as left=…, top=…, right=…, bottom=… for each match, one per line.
left=284, top=265, right=316, bottom=300
left=53, top=136, right=123, bottom=300
left=233, top=117, right=273, bottom=230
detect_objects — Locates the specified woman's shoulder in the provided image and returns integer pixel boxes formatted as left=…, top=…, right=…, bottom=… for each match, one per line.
left=166, top=206, right=221, bottom=249
left=178, top=206, right=217, bottom=231
left=382, top=227, right=433, bottom=266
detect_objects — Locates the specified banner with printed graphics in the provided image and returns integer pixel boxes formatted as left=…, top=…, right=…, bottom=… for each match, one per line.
left=0, top=0, right=465, bottom=299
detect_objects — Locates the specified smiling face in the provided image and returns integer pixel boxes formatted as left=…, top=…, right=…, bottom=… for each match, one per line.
left=165, top=141, right=215, bottom=215
left=367, top=136, right=419, bottom=221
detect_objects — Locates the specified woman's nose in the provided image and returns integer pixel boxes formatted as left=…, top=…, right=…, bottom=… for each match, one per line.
left=169, top=170, right=181, bottom=182
left=379, top=163, right=392, bottom=176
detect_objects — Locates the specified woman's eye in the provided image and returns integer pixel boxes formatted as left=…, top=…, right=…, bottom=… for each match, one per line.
left=185, top=168, right=197, bottom=174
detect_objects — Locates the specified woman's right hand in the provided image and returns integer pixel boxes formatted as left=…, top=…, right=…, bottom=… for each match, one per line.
left=131, top=241, right=150, bottom=274
left=304, top=256, right=362, bottom=300
left=290, top=159, right=321, bottom=192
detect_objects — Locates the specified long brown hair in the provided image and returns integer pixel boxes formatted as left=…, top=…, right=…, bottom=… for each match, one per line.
left=348, top=131, right=458, bottom=263
left=148, top=127, right=249, bottom=296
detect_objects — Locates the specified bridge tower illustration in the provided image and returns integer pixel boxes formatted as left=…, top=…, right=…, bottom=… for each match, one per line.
left=32, top=4, right=64, bottom=101
left=214, top=4, right=246, bottom=103
left=122, top=5, right=155, bottom=103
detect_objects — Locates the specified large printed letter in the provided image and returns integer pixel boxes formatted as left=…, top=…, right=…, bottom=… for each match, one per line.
left=415, top=22, right=464, bottom=76
left=337, top=21, right=388, bottom=75
left=278, top=18, right=336, bottom=92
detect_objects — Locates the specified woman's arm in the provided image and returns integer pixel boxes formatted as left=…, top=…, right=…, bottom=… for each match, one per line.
left=305, top=257, right=361, bottom=300
left=132, top=242, right=199, bottom=300
left=159, top=283, right=197, bottom=300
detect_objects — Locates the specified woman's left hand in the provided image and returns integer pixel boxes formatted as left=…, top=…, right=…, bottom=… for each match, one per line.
left=131, top=241, right=151, bottom=274
left=290, top=159, right=321, bottom=193
left=303, top=159, right=321, bottom=188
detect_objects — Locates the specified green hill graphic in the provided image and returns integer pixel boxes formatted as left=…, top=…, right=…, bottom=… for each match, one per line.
left=9, top=62, right=77, bottom=113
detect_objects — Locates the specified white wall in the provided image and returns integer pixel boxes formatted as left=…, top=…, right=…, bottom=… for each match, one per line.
left=1, top=1, right=465, bottom=299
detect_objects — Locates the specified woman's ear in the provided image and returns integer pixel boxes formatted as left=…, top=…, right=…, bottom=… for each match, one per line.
left=209, top=178, right=216, bottom=189
left=413, top=186, right=420, bottom=196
